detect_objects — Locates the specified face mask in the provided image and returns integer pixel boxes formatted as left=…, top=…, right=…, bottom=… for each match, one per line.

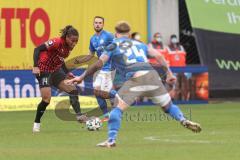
left=134, top=35, right=141, bottom=40
left=156, top=37, right=162, bottom=43
left=171, top=38, right=178, bottom=44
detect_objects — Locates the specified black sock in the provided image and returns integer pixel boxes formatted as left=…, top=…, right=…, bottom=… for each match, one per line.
left=34, top=100, right=49, bottom=123
left=69, top=95, right=81, bottom=115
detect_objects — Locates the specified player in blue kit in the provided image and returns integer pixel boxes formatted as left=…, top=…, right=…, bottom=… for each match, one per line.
left=69, top=21, right=202, bottom=147
left=75, top=16, right=114, bottom=121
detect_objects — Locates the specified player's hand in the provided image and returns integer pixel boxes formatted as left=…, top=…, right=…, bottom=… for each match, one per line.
left=66, top=72, right=75, bottom=79
left=166, top=72, right=176, bottom=86
left=65, top=76, right=84, bottom=85
left=32, top=67, right=40, bottom=75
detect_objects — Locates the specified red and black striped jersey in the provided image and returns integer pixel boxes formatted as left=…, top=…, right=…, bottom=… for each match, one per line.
left=38, top=37, right=70, bottom=73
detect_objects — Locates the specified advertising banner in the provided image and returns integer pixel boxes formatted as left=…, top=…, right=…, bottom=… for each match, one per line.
left=186, top=0, right=240, bottom=95
left=0, top=66, right=208, bottom=111
left=0, top=0, right=147, bottom=70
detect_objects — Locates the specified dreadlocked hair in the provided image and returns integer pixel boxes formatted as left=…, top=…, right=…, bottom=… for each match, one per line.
left=60, top=25, right=79, bottom=39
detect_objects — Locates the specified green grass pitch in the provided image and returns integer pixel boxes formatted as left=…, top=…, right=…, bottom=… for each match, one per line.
left=0, top=102, right=240, bottom=160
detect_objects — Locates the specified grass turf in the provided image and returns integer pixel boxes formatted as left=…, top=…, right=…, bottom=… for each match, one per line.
left=0, top=102, right=240, bottom=160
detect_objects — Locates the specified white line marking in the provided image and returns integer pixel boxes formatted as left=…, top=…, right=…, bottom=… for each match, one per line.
left=144, top=136, right=212, bottom=144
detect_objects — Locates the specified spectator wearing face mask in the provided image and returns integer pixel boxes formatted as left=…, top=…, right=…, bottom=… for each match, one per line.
left=131, top=32, right=142, bottom=42
left=167, top=34, right=186, bottom=67
left=148, top=32, right=169, bottom=66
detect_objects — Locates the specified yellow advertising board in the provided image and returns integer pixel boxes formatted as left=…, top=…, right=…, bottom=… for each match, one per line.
left=0, top=96, right=98, bottom=111
left=0, top=0, right=147, bottom=70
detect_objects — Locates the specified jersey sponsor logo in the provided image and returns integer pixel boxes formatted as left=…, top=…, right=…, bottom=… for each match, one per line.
left=100, top=39, right=104, bottom=44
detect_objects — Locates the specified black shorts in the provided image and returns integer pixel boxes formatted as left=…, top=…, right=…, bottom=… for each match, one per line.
left=36, top=68, right=66, bottom=88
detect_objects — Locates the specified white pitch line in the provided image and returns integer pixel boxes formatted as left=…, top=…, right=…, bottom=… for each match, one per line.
left=144, top=136, right=212, bottom=144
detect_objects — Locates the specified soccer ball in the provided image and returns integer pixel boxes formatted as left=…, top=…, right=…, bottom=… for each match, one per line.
left=86, top=117, right=102, bottom=131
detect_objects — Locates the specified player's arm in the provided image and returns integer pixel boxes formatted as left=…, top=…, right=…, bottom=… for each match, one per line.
left=33, top=38, right=59, bottom=74
left=67, top=43, right=115, bottom=84
left=81, top=54, right=109, bottom=79
left=74, top=52, right=94, bottom=64
left=33, top=38, right=60, bottom=67
left=74, top=39, right=95, bottom=64
left=148, top=47, right=176, bottom=85
left=33, top=44, right=47, bottom=67
left=80, top=42, right=115, bottom=80
left=32, top=44, right=48, bottom=74
left=67, top=54, right=109, bottom=84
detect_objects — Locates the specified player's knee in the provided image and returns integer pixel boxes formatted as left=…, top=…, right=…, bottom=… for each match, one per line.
left=42, top=95, right=51, bottom=103
left=114, top=95, right=129, bottom=111
left=93, top=89, right=100, bottom=96
left=151, top=93, right=171, bottom=108
left=161, top=101, right=172, bottom=113
left=94, top=89, right=110, bottom=99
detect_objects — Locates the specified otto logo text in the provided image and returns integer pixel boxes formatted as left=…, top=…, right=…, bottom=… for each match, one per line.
left=0, top=8, right=50, bottom=48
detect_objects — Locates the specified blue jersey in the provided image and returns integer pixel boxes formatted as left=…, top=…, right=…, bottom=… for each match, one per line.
left=89, top=30, right=114, bottom=71
left=104, top=37, right=153, bottom=80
